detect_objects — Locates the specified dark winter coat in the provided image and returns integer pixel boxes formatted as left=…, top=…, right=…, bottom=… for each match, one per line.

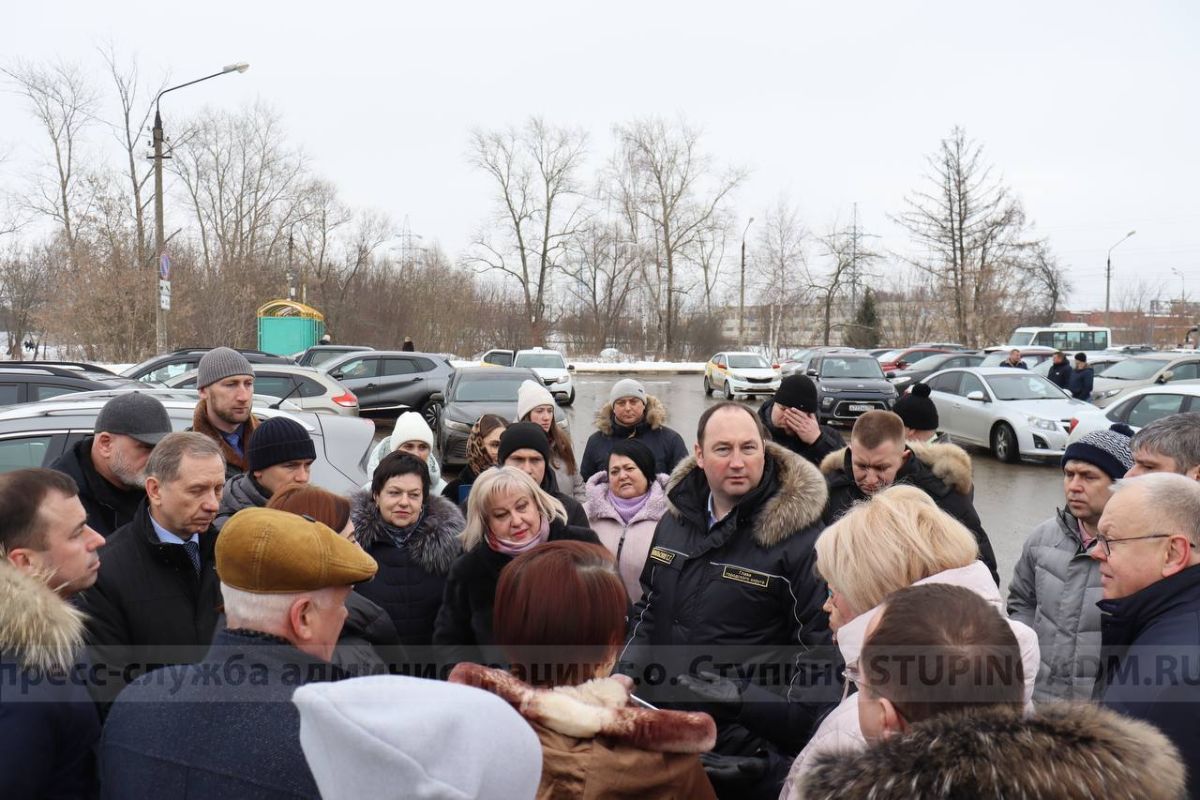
left=442, top=463, right=481, bottom=505
left=99, top=628, right=342, bottom=800
left=189, top=400, right=260, bottom=478
left=74, top=502, right=223, bottom=707
left=350, top=491, right=464, bottom=647
left=1069, top=366, right=1095, bottom=400
left=999, top=359, right=1028, bottom=369
left=0, top=561, right=100, bottom=800
left=50, top=437, right=146, bottom=538
left=1047, top=360, right=1073, bottom=389
left=432, top=518, right=600, bottom=668
left=758, top=399, right=846, bottom=467
left=820, top=442, right=999, bottom=584
left=334, top=591, right=404, bottom=676
left=622, top=442, right=838, bottom=758
left=214, top=472, right=269, bottom=531
left=579, top=396, right=690, bottom=480
left=1098, top=563, right=1200, bottom=800
left=795, top=703, right=1187, bottom=800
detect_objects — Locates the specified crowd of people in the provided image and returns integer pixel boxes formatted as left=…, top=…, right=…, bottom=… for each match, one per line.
left=2, top=345, right=1200, bottom=799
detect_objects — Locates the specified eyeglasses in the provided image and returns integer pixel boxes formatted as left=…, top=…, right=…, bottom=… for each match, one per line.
left=1092, top=533, right=1172, bottom=557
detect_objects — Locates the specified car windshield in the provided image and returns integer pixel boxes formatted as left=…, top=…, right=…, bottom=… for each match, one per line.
left=876, top=349, right=903, bottom=362
left=983, top=374, right=1065, bottom=401
left=727, top=354, right=770, bottom=369
left=306, top=350, right=346, bottom=367
left=820, top=357, right=884, bottom=379
left=453, top=376, right=527, bottom=402
left=904, top=354, right=949, bottom=372
left=1100, top=358, right=1171, bottom=381
left=514, top=353, right=566, bottom=369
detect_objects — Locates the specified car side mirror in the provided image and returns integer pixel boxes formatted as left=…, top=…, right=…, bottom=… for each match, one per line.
left=966, top=390, right=986, bottom=402
left=885, top=371, right=895, bottom=379
left=567, top=364, right=575, bottom=372
left=806, top=368, right=818, bottom=377
left=330, top=370, right=344, bottom=380
left=1157, top=370, right=1174, bottom=384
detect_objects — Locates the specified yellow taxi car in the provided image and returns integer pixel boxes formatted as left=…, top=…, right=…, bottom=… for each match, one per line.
left=703, top=351, right=782, bottom=399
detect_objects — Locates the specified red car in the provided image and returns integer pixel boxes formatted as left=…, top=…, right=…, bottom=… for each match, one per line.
left=876, top=347, right=953, bottom=373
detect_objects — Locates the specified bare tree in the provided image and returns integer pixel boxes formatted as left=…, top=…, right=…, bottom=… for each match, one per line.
left=753, top=198, right=809, bottom=353
left=810, top=212, right=881, bottom=346
left=1019, top=240, right=1071, bottom=325
left=562, top=221, right=641, bottom=351
left=463, top=117, right=589, bottom=342
left=0, top=243, right=56, bottom=358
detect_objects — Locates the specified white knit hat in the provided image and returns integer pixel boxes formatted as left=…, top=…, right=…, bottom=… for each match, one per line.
left=294, top=675, right=542, bottom=800
left=388, top=411, right=434, bottom=452
left=516, top=379, right=555, bottom=422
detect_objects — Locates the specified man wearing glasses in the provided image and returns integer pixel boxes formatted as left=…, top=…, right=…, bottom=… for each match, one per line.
left=1007, top=424, right=1134, bottom=701
left=1091, top=472, right=1200, bottom=800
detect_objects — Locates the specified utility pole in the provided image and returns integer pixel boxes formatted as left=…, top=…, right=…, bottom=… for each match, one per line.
left=739, top=217, right=755, bottom=349
left=850, top=202, right=859, bottom=314
left=1104, top=230, right=1136, bottom=328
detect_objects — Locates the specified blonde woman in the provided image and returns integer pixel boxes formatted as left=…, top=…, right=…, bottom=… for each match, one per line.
left=432, top=467, right=598, bottom=667
left=780, top=484, right=1039, bottom=799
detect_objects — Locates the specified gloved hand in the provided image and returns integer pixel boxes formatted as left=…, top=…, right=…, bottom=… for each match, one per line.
left=699, top=751, right=770, bottom=785
left=676, top=670, right=743, bottom=722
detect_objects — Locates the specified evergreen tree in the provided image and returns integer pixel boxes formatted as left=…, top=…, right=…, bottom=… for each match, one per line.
left=847, top=288, right=881, bottom=348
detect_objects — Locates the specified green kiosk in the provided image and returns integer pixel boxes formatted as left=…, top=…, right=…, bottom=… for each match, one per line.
left=256, top=299, right=326, bottom=356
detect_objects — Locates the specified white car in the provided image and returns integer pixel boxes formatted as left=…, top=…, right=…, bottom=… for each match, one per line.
left=1090, top=353, right=1200, bottom=407
left=922, top=367, right=1108, bottom=463
left=1066, top=382, right=1200, bottom=443
left=512, top=348, right=576, bottom=406
left=704, top=352, right=782, bottom=399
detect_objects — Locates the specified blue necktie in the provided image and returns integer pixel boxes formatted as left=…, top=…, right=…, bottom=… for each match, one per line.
left=182, top=539, right=201, bottom=573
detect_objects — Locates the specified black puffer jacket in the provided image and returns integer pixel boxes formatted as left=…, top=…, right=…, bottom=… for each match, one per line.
left=50, top=437, right=145, bottom=537
left=432, top=518, right=599, bottom=668
left=820, top=441, right=999, bottom=584
left=350, top=492, right=463, bottom=648
left=579, top=396, right=690, bottom=480
left=757, top=399, right=846, bottom=467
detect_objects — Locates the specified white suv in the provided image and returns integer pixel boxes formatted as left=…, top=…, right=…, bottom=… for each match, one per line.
left=513, top=348, right=576, bottom=405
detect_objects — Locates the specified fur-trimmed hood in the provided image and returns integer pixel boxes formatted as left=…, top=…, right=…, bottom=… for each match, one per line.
left=449, top=662, right=716, bottom=753
left=0, top=559, right=86, bottom=674
left=797, top=703, right=1186, bottom=800
left=666, top=440, right=828, bottom=549
left=583, top=471, right=670, bottom=526
left=350, top=491, right=463, bottom=575
left=594, top=394, right=670, bottom=436
left=819, top=440, right=974, bottom=495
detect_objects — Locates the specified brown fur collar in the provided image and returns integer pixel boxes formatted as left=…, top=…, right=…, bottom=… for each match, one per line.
left=450, top=663, right=716, bottom=753
left=667, top=441, right=828, bottom=548
left=191, top=399, right=260, bottom=472
left=594, top=395, right=669, bottom=436
left=0, top=559, right=86, bottom=674
left=797, top=703, right=1186, bottom=800
left=818, top=441, right=974, bottom=495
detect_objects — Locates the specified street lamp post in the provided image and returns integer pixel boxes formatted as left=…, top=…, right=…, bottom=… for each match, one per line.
left=152, top=62, right=249, bottom=353
left=738, top=217, right=755, bottom=349
left=1104, top=229, right=1136, bottom=329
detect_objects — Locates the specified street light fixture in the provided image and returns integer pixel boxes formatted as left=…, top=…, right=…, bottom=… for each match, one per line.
left=152, top=62, right=250, bottom=353
left=1104, top=229, right=1136, bottom=328
left=739, top=217, right=755, bottom=349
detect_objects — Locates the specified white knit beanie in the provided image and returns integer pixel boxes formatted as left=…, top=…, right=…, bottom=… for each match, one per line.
left=516, top=379, right=555, bottom=422
left=388, top=411, right=434, bottom=452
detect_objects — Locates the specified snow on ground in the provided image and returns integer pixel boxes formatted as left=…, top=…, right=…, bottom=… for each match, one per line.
left=449, top=360, right=705, bottom=374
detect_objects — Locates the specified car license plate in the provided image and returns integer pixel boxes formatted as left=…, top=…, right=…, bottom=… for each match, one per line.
left=848, top=404, right=874, bottom=412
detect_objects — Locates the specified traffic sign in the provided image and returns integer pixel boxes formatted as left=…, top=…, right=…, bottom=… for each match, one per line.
left=159, top=279, right=171, bottom=311
left=160, top=252, right=171, bottom=280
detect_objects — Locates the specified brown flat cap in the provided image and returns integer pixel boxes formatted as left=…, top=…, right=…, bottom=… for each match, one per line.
left=216, top=507, right=377, bottom=593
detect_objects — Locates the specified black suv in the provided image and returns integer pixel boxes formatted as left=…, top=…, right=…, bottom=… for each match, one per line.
left=0, top=362, right=142, bottom=406
left=123, top=348, right=294, bottom=385
left=806, top=353, right=899, bottom=426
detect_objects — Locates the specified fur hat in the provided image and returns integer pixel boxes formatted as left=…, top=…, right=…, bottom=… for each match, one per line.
left=516, top=379, right=556, bottom=422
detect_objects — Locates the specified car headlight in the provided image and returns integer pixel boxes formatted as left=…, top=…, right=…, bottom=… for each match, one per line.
left=555, top=375, right=569, bottom=384
left=821, top=396, right=835, bottom=409
left=444, top=419, right=472, bottom=433
left=1095, top=388, right=1122, bottom=399
left=819, top=385, right=836, bottom=393
left=1027, top=415, right=1058, bottom=432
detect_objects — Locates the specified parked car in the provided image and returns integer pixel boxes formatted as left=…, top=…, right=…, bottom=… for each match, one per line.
left=478, top=349, right=515, bottom=367
left=318, top=350, right=453, bottom=426
left=781, top=347, right=857, bottom=377
left=512, top=347, right=576, bottom=405
left=162, top=364, right=359, bottom=416
left=921, top=367, right=1106, bottom=463
left=434, top=367, right=568, bottom=466
left=911, top=342, right=970, bottom=351
left=889, top=352, right=984, bottom=392
left=0, top=362, right=146, bottom=406
left=123, top=348, right=294, bottom=384
left=704, top=352, right=782, bottom=399
left=295, top=344, right=374, bottom=368
left=1089, top=353, right=1200, bottom=408
left=0, top=389, right=374, bottom=491
left=979, top=346, right=1059, bottom=369
left=1032, top=353, right=1126, bottom=379
left=877, top=347, right=953, bottom=372
left=805, top=352, right=899, bottom=426
left=1067, top=382, right=1200, bottom=443
left=866, top=348, right=894, bottom=358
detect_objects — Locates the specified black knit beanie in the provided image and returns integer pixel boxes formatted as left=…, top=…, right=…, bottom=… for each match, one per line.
left=609, top=439, right=657, bottom=486
left=248, top=416, right=316, bottom=472
left=774, top=375, right=819, bottom=415
left=498, top=421, right=553, bottom=466
left=893, top=383, right=939, bottom=431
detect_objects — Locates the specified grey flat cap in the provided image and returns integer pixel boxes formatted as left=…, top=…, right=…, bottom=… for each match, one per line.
left=197, top=347, right=254, bottom=389
left=95, top=392, right=173, bottom=445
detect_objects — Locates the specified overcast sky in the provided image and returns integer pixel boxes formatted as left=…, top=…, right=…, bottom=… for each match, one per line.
left=2, top=0, right=1196, bottom=312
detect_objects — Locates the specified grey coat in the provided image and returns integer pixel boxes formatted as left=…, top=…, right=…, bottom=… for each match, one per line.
left=213, top=472, right=268, bottom=531
left=1006, top=509, right=1104, bottom=702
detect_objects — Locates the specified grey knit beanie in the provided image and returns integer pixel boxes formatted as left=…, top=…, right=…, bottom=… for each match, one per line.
left=1062, top=424, right=1135, bottom=481
left=609, top=378, right=647, bottom=405
left=197, top=347, right=254, bottom=389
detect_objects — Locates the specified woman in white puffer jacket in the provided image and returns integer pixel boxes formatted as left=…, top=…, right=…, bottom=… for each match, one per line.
left=779, top=484, right=1039, bottom=800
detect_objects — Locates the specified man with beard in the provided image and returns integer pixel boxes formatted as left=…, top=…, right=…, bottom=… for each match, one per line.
left=51, top=392, right=173, bottom=536
left=77, top=432, right=228, bottom=708
left=190, top=347, right=260, bottom=478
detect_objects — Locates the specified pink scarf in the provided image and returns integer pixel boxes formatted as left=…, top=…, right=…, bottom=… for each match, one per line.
left=486, top=516, right=550, bottom=557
